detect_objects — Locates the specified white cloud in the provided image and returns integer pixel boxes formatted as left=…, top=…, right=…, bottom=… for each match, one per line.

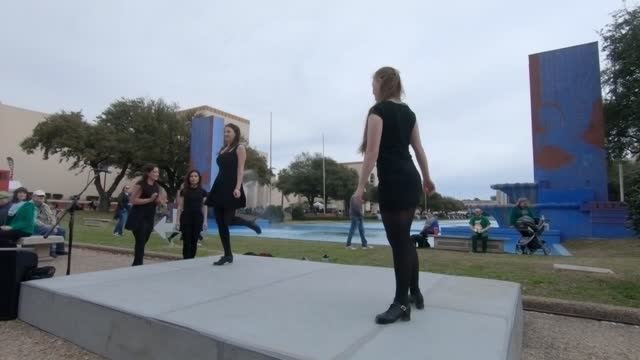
left=0, top=0, right=631, bottom=199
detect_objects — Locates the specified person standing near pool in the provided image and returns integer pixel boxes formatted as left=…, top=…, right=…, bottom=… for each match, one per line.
left=354, top=66, right=436, bottom=325
left=345, top=194, right=372, bottom=249
left=205, top=123, right=262, bottom=266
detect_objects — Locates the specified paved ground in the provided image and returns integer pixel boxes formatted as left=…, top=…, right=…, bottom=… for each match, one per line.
left=1, top=248, right=638, bottom=360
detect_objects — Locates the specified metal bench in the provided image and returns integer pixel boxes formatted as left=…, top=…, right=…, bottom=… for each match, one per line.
left=434, top=234, right=507, bottom=253
left=17, top=236, right=65, bottom=261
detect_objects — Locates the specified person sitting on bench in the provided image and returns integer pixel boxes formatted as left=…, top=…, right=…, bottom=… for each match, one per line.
left=0, top=191, right=11, bottom=226
left=421, top=212, right=439, bottom=236
left=411, top=212, right=439, bottom=248
left=32, top=189, right=68, bottom=257
left=0, top=187, right=36, bottom=248
left=469, top=208, right=491, bottom=253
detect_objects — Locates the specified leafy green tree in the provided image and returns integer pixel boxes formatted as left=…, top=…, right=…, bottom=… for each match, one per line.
left=601, top=5, right=640, bottom=159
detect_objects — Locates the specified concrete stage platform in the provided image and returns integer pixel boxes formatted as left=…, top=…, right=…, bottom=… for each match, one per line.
left=19, top=256, right=523, bottom=360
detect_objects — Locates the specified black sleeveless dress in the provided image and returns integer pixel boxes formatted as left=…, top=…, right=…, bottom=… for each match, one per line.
left=370, top=101, right=422, bottom=211
left=126, top=180, right=160, bottom=231
left=206, top=146, right=247, bottom=209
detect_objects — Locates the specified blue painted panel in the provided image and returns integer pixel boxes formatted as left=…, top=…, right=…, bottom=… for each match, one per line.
left=190, top=116, right=225, bottom=191
left=530, top=42, right=608, bottom=202
left=190, top=116, right=213, bottom=188
left=210, top=116, right=225, bottom=189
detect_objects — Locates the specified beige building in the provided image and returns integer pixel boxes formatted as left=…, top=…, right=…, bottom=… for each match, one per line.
left=0, top=102, right=272, bottom=206
left=178, top=105, right=250, bottom=143
left=0, top=102, right=116, bottom=198
left=341, top=161, right=378, bottom=186
left=332, top=161, right=379, bottom=213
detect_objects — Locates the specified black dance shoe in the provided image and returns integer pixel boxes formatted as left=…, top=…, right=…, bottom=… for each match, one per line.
left=213, top=256, right=233, bottom=266
left=249, top=222, right=262, bottom=235
left=375, top=302, right=411, bottom=324
left=409, top=291, right=425, bottom=310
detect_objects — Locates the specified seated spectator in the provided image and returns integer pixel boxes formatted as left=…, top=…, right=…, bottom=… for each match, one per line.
left=411, top=213, right=439, bottom=248
left=32, top=189, right=68, bottom=257
left=509, top=198, right=537, bottom=227
left=0, top=187, right=37, bottom=248
left=469, top=208, right=491, bottom=253
left=0, top=191, right=11, bottom=225
left=420, top=212, right=440, bottom=236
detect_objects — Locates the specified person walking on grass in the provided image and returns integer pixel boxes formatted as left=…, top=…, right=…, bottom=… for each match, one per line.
left=113, top=185, right=131, bottom=236
left=345, top=194, right=372, bottom=250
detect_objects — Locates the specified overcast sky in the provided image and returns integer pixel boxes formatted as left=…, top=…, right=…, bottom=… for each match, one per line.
left=0, top=0, right=633, bottom=199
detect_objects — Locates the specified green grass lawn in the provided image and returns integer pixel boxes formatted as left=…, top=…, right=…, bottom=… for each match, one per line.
left=67, top=211, right=640, bottom=308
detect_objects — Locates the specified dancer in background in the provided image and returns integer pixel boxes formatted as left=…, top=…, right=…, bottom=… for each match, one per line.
left=175, top=170, right=208, bottom=259
left=127, top=164, right=166, bottom=266
left=206, top=123, right=262, bottom=266
left=354, top=66, right=435, bottom=325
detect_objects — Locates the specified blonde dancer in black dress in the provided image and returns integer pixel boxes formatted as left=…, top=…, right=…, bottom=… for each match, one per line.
left=354, top=67, right=436, bottom=324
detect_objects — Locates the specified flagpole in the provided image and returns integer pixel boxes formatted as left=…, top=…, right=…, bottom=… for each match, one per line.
left=269, top=112, right=273, bottom=206
left=322, top=133, right=326, bottom=214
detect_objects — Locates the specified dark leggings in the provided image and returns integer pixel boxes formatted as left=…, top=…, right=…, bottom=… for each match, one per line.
left=181, top=221, right=202, bottom=259
left=214, top=207, right=253, bottom=257
left=132, top=220, right=154, bottom=266
left=0, top=229, right=30, bottom=248
left=381, top=208, right=420, bottom=305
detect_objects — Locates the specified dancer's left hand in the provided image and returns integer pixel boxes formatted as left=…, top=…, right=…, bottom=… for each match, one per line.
left=233, top=189, right=241, bottom=199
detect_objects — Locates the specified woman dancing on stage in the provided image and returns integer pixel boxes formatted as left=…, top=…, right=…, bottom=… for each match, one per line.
left=206, top=123, right=262, bottom=266
left=354, top=66, right=435, bottom=324
left=176, top=169, right=208, bottom=259
left=127, top=163, right=166, bottom=266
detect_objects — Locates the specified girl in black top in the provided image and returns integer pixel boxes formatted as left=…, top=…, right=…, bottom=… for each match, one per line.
left=354, top=66, right=436, bottom=325
left=176, top=170, right=208, bottom=259
left=205, top=123, right=261, bottom=266
left=127, top=164, right=166, bottom=266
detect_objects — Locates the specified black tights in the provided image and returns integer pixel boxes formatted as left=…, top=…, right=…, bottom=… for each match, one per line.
left=214, top=207, right=253, bottom=257
left=181, top=221, right=202, bottom=259
left=132, top=220, right=153, bottom=266
left=381, top=208, right=420, bottom=305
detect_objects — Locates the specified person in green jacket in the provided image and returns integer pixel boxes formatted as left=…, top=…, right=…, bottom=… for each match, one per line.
left=0, top=187, right=37, bottom=248
left=469, top=208, right=491, bottom=253
left=509, top=198, right=536, bottom=227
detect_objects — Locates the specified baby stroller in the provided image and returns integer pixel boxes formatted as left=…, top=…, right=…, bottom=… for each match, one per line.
left=515, top=216, right=550, bottom=255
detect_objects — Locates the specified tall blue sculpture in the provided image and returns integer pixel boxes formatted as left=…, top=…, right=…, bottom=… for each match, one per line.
left=190, top=115, right=225, bottom=191
left=485, top=42, right=632, bottom=240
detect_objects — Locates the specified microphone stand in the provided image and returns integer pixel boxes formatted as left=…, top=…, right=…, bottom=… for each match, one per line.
left=45, top=172, right=100, bottom=276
